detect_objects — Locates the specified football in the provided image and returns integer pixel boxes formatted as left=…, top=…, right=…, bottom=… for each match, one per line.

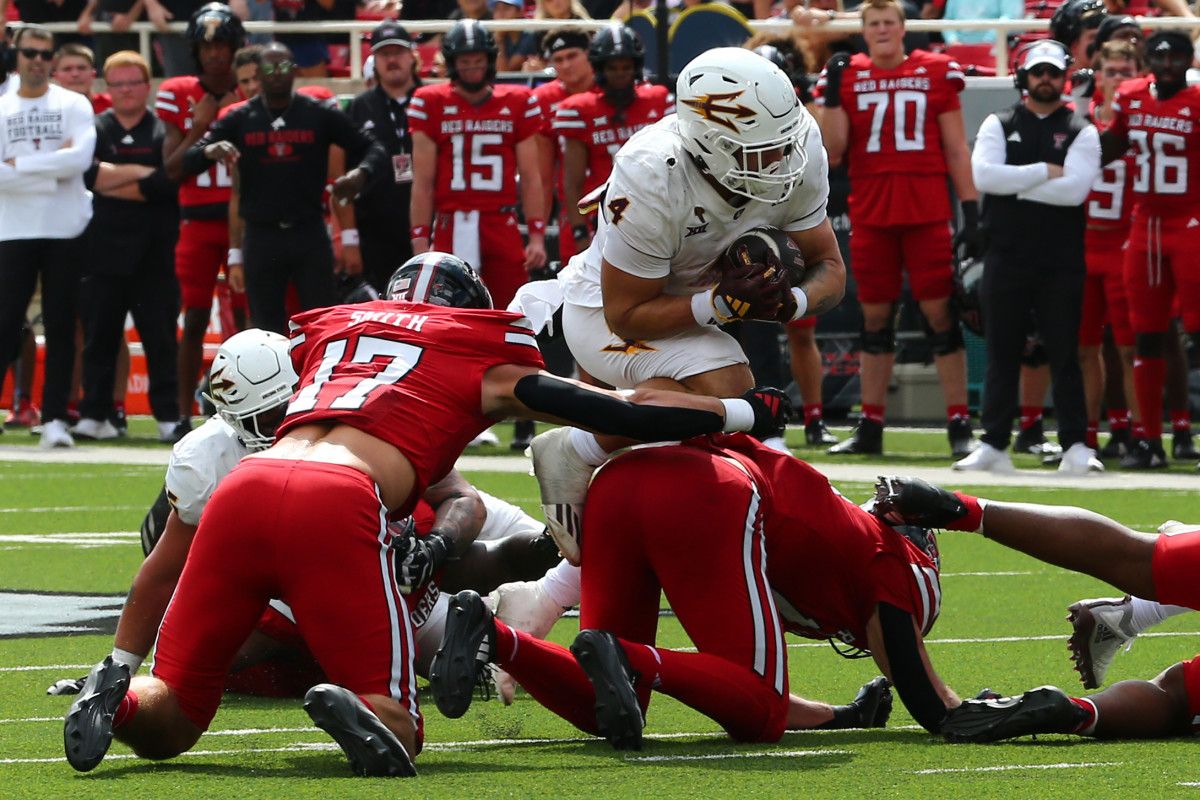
left=720, top=226, right=806, bottom=286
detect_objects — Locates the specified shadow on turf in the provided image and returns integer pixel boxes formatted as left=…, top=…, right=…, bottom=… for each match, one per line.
left=73, top=755, right=546, bottom=780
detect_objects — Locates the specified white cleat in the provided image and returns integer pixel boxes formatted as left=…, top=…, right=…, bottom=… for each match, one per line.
left=1067, top=595, right=1137, bottom=690
left=70, top=418, right=119, bottom=441
left=1058, top=443, right=1104, bottom=475
left=529, top=428, right=594, bottom=566
left=952, top=442, right=1013, bottom=473
left=468, top=428, right=500, bottom=447
left=760, top=435, right=790, bottom=453
left=1158, top=520, right=1200, bottom=535
left=485, top=581, right=568, bottom=705
left=39, top=419, right=75, bottom=449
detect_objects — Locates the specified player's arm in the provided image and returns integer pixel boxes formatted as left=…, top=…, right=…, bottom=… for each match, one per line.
left=227, top=165, right=245, bottom=292
left=164, top=94, right=223, bottom=181
left=1018, top=125, right=1100, bottom=206
left=600, top=260, right=700, bottom=339
left=13, top=100, right=95, bottom=177
left=786, top=221, right=845, bottom=318
left=971, top=114, right=1055, bottom=195
left=410, top=129, right=437, bottom=254
left=395, top=469, right=487, bottom=591
left=938, top=109, right=978, bottom=204
left=536, top=130, right=555, bottom=226
left=562, top=138, right=591, bottom=248
left=481, top=364, right=787, bottom=441
left=865, top=602, right=960, bottom=733
left=516, top=135, right=548, bottom=270
left=815, top=54, right=850, bottom=167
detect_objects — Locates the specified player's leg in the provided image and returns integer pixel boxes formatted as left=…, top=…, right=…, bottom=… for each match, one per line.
left=1069, top=586, right=1191, bottom=690
left=288, top=227, right=338, bottom=314
left=130, top=250, right=182, bottom=428
left=242, top=224, right=296, bottom=334
left=1169, top=239, right=1200, bottom=463
left=440, top=531, right=561, bottom=596
left=1122, top=216, right=1173, bottom=468
left=38, top=239, right=82, bottom=434
left=785, top=319, right=836, bottom=445
left=1077, top=271, right=1107, bottom=449
left=1165, top=318, right=1197, bottom=459
left=173, top=220, right=224, bottom=439
left=74, top=272, right=126, bottom=433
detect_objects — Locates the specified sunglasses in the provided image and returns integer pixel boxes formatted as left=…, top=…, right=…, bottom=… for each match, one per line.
left=1028, top=64, right=1064, bottom=78
left=19, top=48, right=54, bottom=62
left=260, top=60, right=294, bottom=76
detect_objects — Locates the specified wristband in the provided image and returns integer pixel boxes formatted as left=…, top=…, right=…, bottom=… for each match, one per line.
left=340, top=228, right=360, bottom=247
left=719, top=398, right=755, bottom=432
left=571, top=223, right=590, bottom=241
left=528, top=218, right=546, bottom=235
left=789, top=287, right=809, bottom=321
left=227, top=248, right=243, bottom=267
left=690, top=290, right=718, bottom=326
left=410, top=225, right=430, bottom=240
left=110, top=647, right=145, bottom=674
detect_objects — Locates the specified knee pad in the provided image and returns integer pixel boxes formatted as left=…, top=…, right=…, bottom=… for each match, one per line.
left=1136, top=332, right=1168, bottom=360
left=860, top=326, right=896, bottom=355
left=925, top=324, right=964, bottom=357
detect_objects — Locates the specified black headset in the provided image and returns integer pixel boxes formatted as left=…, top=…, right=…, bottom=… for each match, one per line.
left=1012, top=39, right=1073, bottom=92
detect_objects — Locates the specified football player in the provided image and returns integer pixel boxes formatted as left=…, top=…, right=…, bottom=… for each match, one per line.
left=874, top=476, right=1200, bottom=742
left=432, top=435, right=962, bottom=749
left=817, top=0, right=979, bottom=459
left=1097, top=31, right=1200, bottom=469
left=62, top=252, right=788, bottom=777
left=159, top=3, right=244, bottom=444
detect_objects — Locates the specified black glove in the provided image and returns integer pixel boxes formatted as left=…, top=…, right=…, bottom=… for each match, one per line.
left=46, top=676, right=86, bottom=696
left=818, top=676, right=893, bottom=728
left=822, top=53, right=851, bottom=108
left=742, top=386, right=793, bottom=441
left=393, top=530, right=455, bottom=591
left=952, top=200, right=986, bottom=259
left=1069, top=68, right=1095, bottom=100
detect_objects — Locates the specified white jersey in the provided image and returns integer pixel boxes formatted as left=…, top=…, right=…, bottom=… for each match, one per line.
left=165, top=416, right=250, bottom=527
left=558, top=114, right=829, bottom=308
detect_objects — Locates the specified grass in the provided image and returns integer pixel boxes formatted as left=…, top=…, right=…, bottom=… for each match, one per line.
left=0, top=433, right=1198, bottom=798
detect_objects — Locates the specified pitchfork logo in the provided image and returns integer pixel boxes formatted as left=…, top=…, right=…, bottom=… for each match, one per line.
left=681, top=91, right=756, bottom=133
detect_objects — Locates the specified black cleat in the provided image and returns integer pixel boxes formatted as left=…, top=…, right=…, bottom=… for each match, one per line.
left=828, top=418, right=883, bottom=455
left=851, top=676, right=893, bottom=728
left=804, top=418, right=839, bottom=446
left=1172, top=430, right=1200, bottom=460
left=63, top=656, right=131, bottom=772
left=571, top=630, right=643, bottom=751
left=429, top=590, right=495, bottom=719
left=512, top=419, right=536, bottom=452
left=1012, top=421, right=1062, bottom=457
left=1099, top=428, right=1131, bottom=460
left=304, top=684, right=416, bottom=777
left=1119, top=438, right=1168, bottom=470
left=943, top=686, right=1088, bottom=743
left=109, top=407, right=128, bottom=437
left=873, top=475, right=967, bottom=528
left=947, top=417, right=977, bottom=459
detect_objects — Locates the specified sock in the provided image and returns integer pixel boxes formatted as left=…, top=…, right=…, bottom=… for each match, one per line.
left=1130, top=596, right=1190, bottom=634
left=946, top=404, right=969, bottom=423
left=803, top=404, right=823, bottom=425
left=113, top=690, right=139, bottom=729
left=539, top=560, right=582, bottom=608
left=1070, top=697, right=1098, bottom=736
left=1107, top=408, right=1130, bottom=431
left=1020, top=406, right=1042, bottom=430
left=113, top=401, right=126, bottom=414
left=861, top=404, right=885, bottom=425
left=951, top=492, right=986, bottom=532
left=495, top=623, right=603, bottom=735
left=1132, top=422, right=1146, bottom=439
left=1085, top=421, right=1099, bottom=449
left=619, top=642, right=785, bottom=742
left=1171, top=410, right=1191, bottom=434
left=568, top=427, right=609, bottom=467
left=1132, top=356, right=1166, bottom=439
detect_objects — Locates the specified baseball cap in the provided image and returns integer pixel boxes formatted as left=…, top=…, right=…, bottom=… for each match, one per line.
left=1023, top=41, right=1068, bottom=72
left=363, top=54, right=375, bottom=81
left=491, top=0, right=523, bottom=7
left=370, top=20, right=413, bottom=52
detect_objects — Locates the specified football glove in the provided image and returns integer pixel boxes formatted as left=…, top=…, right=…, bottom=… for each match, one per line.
left=393, top=530, right=455, bottom=592
left=821, top=53, right=852, bottom=108
left=711, top=254, right=788, bottom=324
left=742, top=386, right=793, bottom=441
left=952, top=199, right=987, bottom=260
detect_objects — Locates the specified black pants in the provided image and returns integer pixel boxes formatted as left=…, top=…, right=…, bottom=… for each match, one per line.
left=243, top=221, right=336, bottom=334
left=79, top=240, right=180, bottom=423
left=359, top=215, right=413, bottom=296
left=0, top=238, right=82, bottom=422
left=980, top=248, right=1088, bottom=450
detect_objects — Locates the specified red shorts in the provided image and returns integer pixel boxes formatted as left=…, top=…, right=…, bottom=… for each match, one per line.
left=1123, top=211, right=1200, bottom=333
left=175, top=218, right=230, bottom=311
left=153, top=459, right=421, bottom=736
left=1151, top=528, right=1200, bottom=612
left=1081, top=228, right=1134, bottom=347
left=1179, top=653, right=1200, bottom=733
left=848, top=220, right=953, bottom=304
left=432, top=210, right=527, bottom=311
left=581, top=446, right=789, bottom=743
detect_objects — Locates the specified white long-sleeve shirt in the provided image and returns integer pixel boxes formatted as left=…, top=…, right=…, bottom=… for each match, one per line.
left=971, top=110, right=1100, bottom=207
left=0, top=83, right=95, bottom=241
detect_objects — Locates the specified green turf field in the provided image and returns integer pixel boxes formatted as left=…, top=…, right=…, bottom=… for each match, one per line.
left=1, top=428, right=1198, bottom=799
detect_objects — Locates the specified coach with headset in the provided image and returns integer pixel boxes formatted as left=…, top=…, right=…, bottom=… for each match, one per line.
left=957, top=39, right=1102, bottom=475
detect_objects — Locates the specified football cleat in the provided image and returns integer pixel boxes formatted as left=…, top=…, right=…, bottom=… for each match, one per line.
left=40, top=418, right=75, bottom=449
left=837, top=676, right=893, bottom=728
left=1172, top=430, right=1200, bottom=460
left=804, top=418, right=838, bottom=446
left=529, top=427, right=595, bottom=566
left=1119, top=438, right=1168, bottom=470
left=942, top=686, right=1088, bottom=743
left=467, top=428, right=500, bottom=447
left=1012, top=420, right=1063, bottom=457
left=952, top=442, right=1014, bottom=472
left=570, top=630, right=644, bottom=751
left=947, top=417, right=978, bottom=459
left=1067, top=595, right=1137, bottom=690
left=511, top=419, right=536, bottom=452
left=303, top=684, right=416, bottom=777
left=828, top=418, right=882, bottom=455
left=486, top=580, right=568, bottom=705
left=873, top=476, right=968, bottom=528
left=71, top=418, right=120, bottom=441
left=1057, top=442, right=1104, bottom=475
left=63, top=656, right=130, bottom=772
left=429, top=590, right=496, bottom=719
left=4, top=398, right=39, bottom=428
left=1099, top=427, right=1131, bottom=460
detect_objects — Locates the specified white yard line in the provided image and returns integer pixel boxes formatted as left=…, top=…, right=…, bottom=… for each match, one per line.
left=625, top=749, right=850, bottom=763
left=914, top=761, right=1122, bottom=775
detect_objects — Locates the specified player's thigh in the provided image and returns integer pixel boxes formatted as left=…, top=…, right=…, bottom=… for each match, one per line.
left=1166, top=233, right=1200, bottom=333
left=562, top=302, right=748, bottom=390
left=174, top=219, right=227, bottom=311
left=478, top=213, right=527, bottom=311
left=1078, top=272, right=1108, bottom=347
left=849, top=224, right=904, bottom=305
left=1153, top=658, right=1200, bottom=735
left=1151, top=528, right=1200, bottom=610
left=901, top=221, right=954, bottom=302
left=1123, top=224, right=1174, bottom=334
left=1103, top=264, right=1136, bottom=347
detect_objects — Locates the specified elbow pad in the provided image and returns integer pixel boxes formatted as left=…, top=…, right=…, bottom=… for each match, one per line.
left=513, top=373, right=723, bottom=441
left=878, top=602, right=947, bottom=733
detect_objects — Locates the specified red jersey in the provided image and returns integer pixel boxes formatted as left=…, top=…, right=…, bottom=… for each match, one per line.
left=156, top=76, right=234, bottom=212
left=280, top=301, right=544, bottom=511
left=816, top=50, right=965, bottom=226
left=91, top=93, right=112, bottom=115
left=408, top=83, right=542, bottom=213
left=715, top=435, right=941, bottom=650
left=553, top=84, right=674, bottom=196
left=1108, top=76, right=1200, bottom=215
left=1087, top=98, right=1135, bottom=231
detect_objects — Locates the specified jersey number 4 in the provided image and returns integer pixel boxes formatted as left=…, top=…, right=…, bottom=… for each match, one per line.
left=450, top=132, right=504, bottom=192
left=858, top=90, right=927, bottom=153
left=287, top=335, right=424, bottom=414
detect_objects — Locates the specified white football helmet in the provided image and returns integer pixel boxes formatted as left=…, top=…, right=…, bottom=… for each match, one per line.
left=676, top=47, right=812, bottom=203
left=204, top=329, right=298, bottom=450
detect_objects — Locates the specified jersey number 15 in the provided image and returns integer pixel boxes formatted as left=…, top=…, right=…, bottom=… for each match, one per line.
left=450, top=133, right=504, bottom=192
